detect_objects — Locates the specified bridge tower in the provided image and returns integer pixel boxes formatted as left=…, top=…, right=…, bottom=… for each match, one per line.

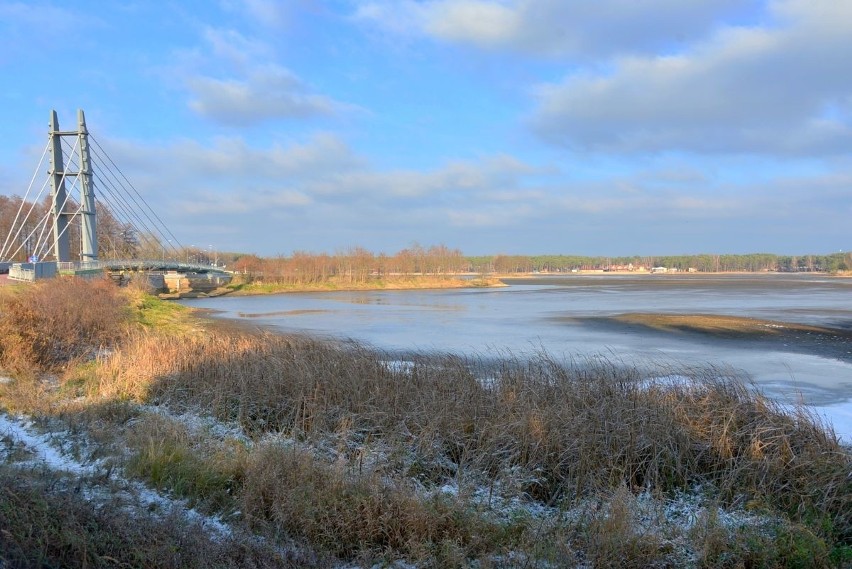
left=48, top=109, right=97, bottom=262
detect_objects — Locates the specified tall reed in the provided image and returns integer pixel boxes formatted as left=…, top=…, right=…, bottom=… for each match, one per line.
left=96, top=328, right=852, bottom=543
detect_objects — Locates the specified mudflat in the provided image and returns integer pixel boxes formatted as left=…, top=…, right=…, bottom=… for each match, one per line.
left=565, top=312, right=852, bottom=363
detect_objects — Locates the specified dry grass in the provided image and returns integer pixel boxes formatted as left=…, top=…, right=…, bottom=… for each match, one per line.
left=3, top=281, right=851, bottom=566
left=652, top=377, right=852, bottom=538
left=121, top=412, right=515, bottom=564
left=583, top=485, right=667, bottom=568
left=0, top=466, right=316, bottom=569
left=239, top=442, right=503, bottom=563
left=95, top=329, right=852, bottom=552
left=0, top=277, right=128, bottom=373
left=125, top=413, right=249, bottom=515
left=228, top=274, right=478, bottom=296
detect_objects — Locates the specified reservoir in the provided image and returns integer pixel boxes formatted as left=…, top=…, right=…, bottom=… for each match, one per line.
left=184, top=273, right=852, bottom=439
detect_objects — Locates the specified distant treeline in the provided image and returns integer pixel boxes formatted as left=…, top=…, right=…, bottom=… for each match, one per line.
left=2, top=196, right=848, bottom=276
left=466, top=252, right=852, bottom=273
left=223, top=244, right=467, bottom=284
left=217, top=248, right=852, bottom=283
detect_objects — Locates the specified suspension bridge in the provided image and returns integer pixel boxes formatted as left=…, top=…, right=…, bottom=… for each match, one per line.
left=0, top=110, right=230, bottom=293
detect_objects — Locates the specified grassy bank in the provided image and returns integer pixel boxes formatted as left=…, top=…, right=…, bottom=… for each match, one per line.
left=224, top=274, right=503, bottom=296
left=1, top=278, right=851, bottom=567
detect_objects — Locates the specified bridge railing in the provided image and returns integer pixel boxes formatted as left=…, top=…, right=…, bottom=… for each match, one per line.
left=8, top=262, right=57, bottom=282
left=66, top=259, right=228, bottom=273
left=15, top=259, right=230, bottom=275
left=8, top=266, right=36, bottom=282
left=58, top=261, right=107, bottom=271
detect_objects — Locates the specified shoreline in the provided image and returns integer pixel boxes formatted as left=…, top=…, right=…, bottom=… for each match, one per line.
left=163, top=270, right=849, bottom=299
left=170, top=275, right=506, bottom=299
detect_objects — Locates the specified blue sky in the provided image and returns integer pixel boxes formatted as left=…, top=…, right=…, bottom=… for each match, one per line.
left=1, top=0, right=850, bottom=256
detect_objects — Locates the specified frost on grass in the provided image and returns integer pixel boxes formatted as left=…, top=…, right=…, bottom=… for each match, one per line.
left=139, top=404, right=251, bottom=444
left=0, top=414, right=94, bottom=475
left=0, top=411, right=232, bottom=541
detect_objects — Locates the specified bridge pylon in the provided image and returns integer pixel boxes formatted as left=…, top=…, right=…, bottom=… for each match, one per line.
left=48, top=109, right=97, bottom=262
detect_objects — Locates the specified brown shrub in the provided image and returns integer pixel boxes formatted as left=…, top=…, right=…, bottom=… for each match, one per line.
left=0, top=277, right=128, bottom=372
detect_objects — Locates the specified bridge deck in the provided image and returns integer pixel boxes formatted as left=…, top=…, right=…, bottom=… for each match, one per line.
left=3, top=260, right=230, bottom=282
left=56, top=260, right=230, bottom=274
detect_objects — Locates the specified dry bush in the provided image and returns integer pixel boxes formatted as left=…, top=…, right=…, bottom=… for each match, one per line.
left=0, top=373, right=55, bottom=414
left=0, top=277, right=128, bottom=372
left=121, top=412, right=504, bottom=564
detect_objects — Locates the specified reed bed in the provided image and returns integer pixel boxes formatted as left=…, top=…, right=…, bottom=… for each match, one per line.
left=96, top=328, right=852, bottom=548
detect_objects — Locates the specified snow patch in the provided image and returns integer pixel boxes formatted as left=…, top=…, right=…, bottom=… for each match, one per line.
left=139, top=405, right=250, bottom=444
left=0, top=412, right=233, bottom=541
left=0, top=414, right=94, bottom=475
left=639, top=374, right=697, bottom=390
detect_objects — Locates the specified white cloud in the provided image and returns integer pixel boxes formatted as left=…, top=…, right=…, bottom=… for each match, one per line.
left=353, top=0, right=430, bottom=36
left=187, top=65, right=342, bottom=124
left=176, top=189, right=311, bottom=216
left=241, top=0, right=290, bottom=28
left=180, top=26, right=353, bottom=125
left=446, top=202, right=535, bottom=227
left=200, top=27, right=271, bottom=67
left=424, top=1, right=519, bottom=48
left=355, top=0, right=742, bottom=57
left=530, top=0, right=852, bottom=155
left=168, top=133, right=361, bottom=179
left=102, top=132, right=540, bottom=218
left=0, top=2, right=95, bottom=64
left=77, top=127, right=852, bottom=254
left=219, top=0, right=293, bottom=29
left=304, top=153, right=537, bottom=199
left=0, top=2, right=85, bottom=35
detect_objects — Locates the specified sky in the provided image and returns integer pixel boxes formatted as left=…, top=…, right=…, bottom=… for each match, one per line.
left=0, top=0, right=850, bottom=257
